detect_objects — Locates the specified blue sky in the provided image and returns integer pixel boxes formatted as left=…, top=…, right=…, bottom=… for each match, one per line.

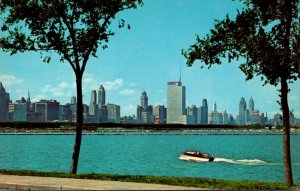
left=0, top=0, right=299, bottom=118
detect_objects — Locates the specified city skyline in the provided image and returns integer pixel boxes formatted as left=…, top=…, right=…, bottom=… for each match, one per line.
left=1, top=80, right=272, bottom=122
left=1, top=0, right=299, bottom=118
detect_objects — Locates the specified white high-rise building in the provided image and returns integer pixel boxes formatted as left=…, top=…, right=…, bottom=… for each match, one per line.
left=167, top=81, right=192, bottom=124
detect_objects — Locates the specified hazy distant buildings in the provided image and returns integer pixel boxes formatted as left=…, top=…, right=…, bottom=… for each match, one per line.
left=222, top=110, right=229, bottom=124
left=85, top=85, right=121, bottom=123
left=153, top=105, right=166, bottom=124
left=0, top=82, right=10, bottom=121
left=137, top=91, right=153, bottom=123
left=236, top=97, right=267, bottom=125
left=208, top=102, right=223, bottom=124
left=71, top=96, right=76, bottom=105
left=187, top=105, right=197, bottom=124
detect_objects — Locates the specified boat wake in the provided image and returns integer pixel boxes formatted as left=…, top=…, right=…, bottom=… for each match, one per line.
left=213, top=158, right=266, bottom=165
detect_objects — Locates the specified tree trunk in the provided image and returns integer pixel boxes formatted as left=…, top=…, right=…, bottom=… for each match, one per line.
left=70, top=74, right=83, bottom=174
left=281, top=77, right=293, bottom=186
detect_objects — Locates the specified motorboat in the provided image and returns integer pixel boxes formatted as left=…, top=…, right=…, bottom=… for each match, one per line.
left=179, top=151, right=215, bottom=162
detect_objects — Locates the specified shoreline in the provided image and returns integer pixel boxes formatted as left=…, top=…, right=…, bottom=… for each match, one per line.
left=0, top=127, right=300, bottom=135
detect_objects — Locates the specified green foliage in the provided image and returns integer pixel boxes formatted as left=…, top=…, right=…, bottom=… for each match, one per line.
left=0, top=169, right=296, bottom=190
left=182, top=0, right=300, bottom=86
left=182, top=1, right=299, bottom=186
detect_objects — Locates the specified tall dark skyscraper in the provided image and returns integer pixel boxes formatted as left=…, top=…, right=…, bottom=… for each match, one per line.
left=198, top=99, right=208, bottom=124
left=0, top=82, right=10, bottom=121
left=238, top=97, right=247, bottom=125
left=98, top=85, right=105, bottom=107
left=140, top=91, right=148, bottom=108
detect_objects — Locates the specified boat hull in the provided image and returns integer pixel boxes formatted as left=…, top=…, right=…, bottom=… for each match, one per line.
left=179, top=154, right=214, bottom=162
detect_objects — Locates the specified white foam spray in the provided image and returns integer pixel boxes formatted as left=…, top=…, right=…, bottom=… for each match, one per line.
left=213, top=158, right=266, bottom=165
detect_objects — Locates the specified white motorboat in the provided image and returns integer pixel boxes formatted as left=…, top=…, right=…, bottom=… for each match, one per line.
left=179, top=151, right=215, bottom=162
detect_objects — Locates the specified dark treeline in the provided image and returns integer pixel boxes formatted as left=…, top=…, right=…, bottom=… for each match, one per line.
left=0, top=122, right=278, bottom=130
left=0, top=122, right=298, bottom=131
left=0, top=121, right=237, bottom=130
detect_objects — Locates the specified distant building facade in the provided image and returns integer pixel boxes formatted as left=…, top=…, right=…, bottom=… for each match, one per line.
left=137, top=91, right=153, bottom=123
left=153, top=105, right=166, bottom=124
left=35, top=100, right=60, bottom=121
left=12, top=97, right=30, bottom=121
left=107, top=103, right=120, bottom=123
left=236, top=97, right=268, bottom=125
left=198, top=99, right=208, bottom=124
left=187, top=105, right=197, bottom=124
left=98, top=85, right=105, bottom=107
left=89, top=90, right=97, bottom=116
left=237, top=97, right=247, bottom=125
left=0, top=82, right=10, bottom=121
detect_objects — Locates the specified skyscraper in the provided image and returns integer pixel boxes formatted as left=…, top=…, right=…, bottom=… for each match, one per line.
left=140, top=91, right=148, bottom=108
left=0, top=82, right=10, bottom=121
left=71, top=96, right=76, bottom=105
left=12, top=97, right=30, bottom=121
left=153, top=105, right=166, bottom=124
left=213, top=102, right=217, bottom=112
left=98, top=85, right=105, bottom=107
left=35, top=99, right=59, bottom=121
left=249, top=97, right=254, bottom=123
left=249, top=97, right=254, bottom=114
left=187, top=105, right=197, bottom=124
left=198, top=99, right=208, bottom=124
left=107, top=103, right=120, bottom=123
left=238, top=97, right=247, bottom=125
left=223, top=110, right=229, bottom=124
left=208, top=102, right=223, bottom=124
left=89, top=90, right=97, bottom=116
left=137, top=91, right=152, bottom=123
left=167, top=81, right=189, bottom=124
left=27, top=89, right=31, bottom=103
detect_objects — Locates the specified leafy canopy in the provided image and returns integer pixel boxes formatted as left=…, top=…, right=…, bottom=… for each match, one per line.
left=182, top=0, right=300, bottom=86
left=0, top=0, right=142, bottom=74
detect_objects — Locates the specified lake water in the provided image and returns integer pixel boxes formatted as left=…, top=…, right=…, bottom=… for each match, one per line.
left=1, top=131, right=300, bottom=183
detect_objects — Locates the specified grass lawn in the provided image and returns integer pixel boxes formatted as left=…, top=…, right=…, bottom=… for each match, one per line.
left=0, top=169, right=298, bottom=190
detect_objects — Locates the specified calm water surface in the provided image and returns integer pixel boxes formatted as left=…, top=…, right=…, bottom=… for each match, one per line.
left=1, top=132, right=300, bottom=183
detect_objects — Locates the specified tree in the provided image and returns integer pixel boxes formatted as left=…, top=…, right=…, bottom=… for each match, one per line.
left=182, top=0, right=299, bottom=186
left=0, top=0, right=142, bottom=174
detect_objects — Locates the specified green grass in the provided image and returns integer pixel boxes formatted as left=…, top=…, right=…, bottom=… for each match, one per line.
left=0, top=169, right=298, bottom=190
